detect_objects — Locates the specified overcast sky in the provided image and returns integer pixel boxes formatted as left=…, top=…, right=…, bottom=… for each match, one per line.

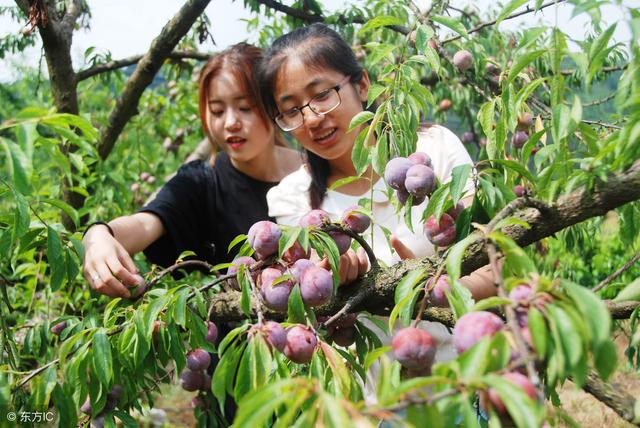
left=0, top=0, right=633, bottom=82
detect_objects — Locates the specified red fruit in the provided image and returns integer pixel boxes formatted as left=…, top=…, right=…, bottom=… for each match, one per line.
left=282, top=241, right=310, bottom=263
left=191, top=396, right=206, bottom=409
left=187, top=348, right=211, bottom=371
left=487, top=372, right=537, bottom=415
left=227, top=256, right=256, bottom=290
left=50, top=321, right=67, bottom=336
left=263, top=321, right=287, bottom=352
left=446, top=202, right=464, bottom=220
left=284, top=325, right=317, bottom=364
left=427, top=275, right=451, bottom=307
left=479, top=137, right=487, bottom=146
left=139, top=172, right=150, bottom=181
left=453, top=50, right=473, bottom=71
left=384, top=157, right=414, bottom=190
left=428, top=39, right=438, bottom=50
left=299, top=209, right=330, bottom=228
left=509, top=285, right=533, bottom=305
left=130, top=182, right=140, bottom=192
left=199, top=373, right=212, bottom=391
left=260, top=268, right=293, bottom=312
left=453, top=311, right=504, bottom=354
left=396, top=188, right=425, bottom=206
left=511, top=131, right=528, bottom=149
left=424, top=214, right=457, bottom=247
left=404, top=164, right=436, bottom=198
left=330, top=326, right=356, bottom=347
left=514, top=185, right=526, bottom=197
left=247, top=221, right=282, bottom=260
left=461, top=131, right=476, bottom=144
left=517, top=112, right=533, bottom=131
left=179, top=370, right=203, bottom=392
left=205, top=321, right=218, bottom=345
left=408, top=151, right=432, bottom=168
left=341, top=206, right=371, bottom=234
left=329, top=231, right=352, bottom=255
left=438, top=99, right=452, bottom=112
left=109, top=384, right=124, bottom=400
left=290, top=259, right=315, bottom=283
left=391, top=327, right=437, bottom=371
left=299, top=266, right=334, bottom=307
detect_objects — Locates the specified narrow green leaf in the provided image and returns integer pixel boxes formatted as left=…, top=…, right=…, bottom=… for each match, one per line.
left=446, top=233, right=478, bottom=282
left=348, top=111, right=374, bottom=132
left=430, top=15, right=468, bottom=36
left=92, top=330, right=113, bottom=386
left=449, top=164, right=472, bottom=204
left=506, top=50, right=546, bottom=85
left=47, top=226, right=66, bottom=291
left=471, top=296, right=512, bottom=312
left=496, top=0, right=528, bottom=25
left=527, top=306, right=547, bottom=358
left=287, top=285, right=306, bottom=324
left=358, top=15, right=405, bottom=34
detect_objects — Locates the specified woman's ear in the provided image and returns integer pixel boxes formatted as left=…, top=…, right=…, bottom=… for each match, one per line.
left=357, top=70, right=370, bottom=103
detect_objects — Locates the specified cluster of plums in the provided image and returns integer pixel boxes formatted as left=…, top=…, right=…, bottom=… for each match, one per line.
left=511, top=112, right=533, bottom=149
left=179, top=321, right=218, bottom=392
left=384, top=151, right=465, bottom=248
left=390, top=280, right=547, bottom=418
left=384, top=151, right=436, bottom=206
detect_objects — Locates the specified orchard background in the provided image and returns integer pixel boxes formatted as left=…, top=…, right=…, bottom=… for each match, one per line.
left=0, top=0, right=639, bottom=427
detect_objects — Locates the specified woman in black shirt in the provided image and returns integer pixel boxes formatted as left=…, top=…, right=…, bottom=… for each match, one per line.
left=82, top=43, right=301, bottom=298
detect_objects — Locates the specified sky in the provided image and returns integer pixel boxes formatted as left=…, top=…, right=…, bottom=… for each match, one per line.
left=0, top=0, right=634, bottom=82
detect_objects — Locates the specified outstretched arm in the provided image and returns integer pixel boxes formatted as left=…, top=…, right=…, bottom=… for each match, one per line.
left=82, top=212, right=164, bottom=298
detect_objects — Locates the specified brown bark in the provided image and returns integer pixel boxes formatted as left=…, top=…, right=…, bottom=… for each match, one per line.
left=96, top=0, right=211, bottom=161
left=583, top=369, right=640, bottom=426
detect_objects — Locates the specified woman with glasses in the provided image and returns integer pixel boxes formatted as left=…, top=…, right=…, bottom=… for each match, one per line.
left=82, top=43, right=302, bottom=299
left=259, top=23, right=496, bottom=400
left=261, top=24, right=494, bottom=292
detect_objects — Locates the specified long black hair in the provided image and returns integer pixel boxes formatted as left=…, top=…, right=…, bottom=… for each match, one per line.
left=259, top=23, right=364, bottom=208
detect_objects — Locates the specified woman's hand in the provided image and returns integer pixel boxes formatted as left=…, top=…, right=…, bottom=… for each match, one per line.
left=390, top=234, right=416, bottom=260
left=82, top=225, right=144, bottom=298
left=318, top=247, right=369, bottom=286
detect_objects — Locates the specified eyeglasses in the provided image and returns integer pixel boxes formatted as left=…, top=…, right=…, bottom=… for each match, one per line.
left=274, top=75, right=353, bottom=132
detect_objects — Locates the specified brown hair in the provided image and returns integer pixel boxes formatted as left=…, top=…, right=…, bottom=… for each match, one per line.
left=198, top=42, right=285, bottom=153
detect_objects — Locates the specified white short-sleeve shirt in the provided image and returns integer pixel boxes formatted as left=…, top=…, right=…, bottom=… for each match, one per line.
left=267, top=125, right=474, bottom=265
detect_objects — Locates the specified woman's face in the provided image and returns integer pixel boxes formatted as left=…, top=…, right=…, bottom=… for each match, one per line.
left=273, top=58, right=369, bottom=163
left=206, top=70, right=274, bottom=164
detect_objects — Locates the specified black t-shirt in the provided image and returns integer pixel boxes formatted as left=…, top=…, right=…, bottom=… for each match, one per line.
left=140, top=152, right=278, bottom=268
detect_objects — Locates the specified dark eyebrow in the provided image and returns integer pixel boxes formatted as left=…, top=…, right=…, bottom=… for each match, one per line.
left=278, top=78, right=329, bottom=104
left=208, top=95, right=250, bottom=104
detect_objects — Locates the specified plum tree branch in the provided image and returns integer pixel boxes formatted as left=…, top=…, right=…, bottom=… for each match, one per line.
left=96, top=0, right=211, bottom=161
left=581, top=369, right=640, bottom=426
left=76, top=50, right=211, bottom=81
left=441, top=0, right=568, bottom=45
left=593, top=252, right=640, bottom=293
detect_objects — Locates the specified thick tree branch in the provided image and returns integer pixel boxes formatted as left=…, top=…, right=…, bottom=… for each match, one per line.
left=205, top=161, right=640, bottom=325
left=582, top=369, right=640, bottom=426
left=77, top=50, right=212, bottom=81
left=607, top=300, right=640, bottom=319
left=96, top=0, right=211, bottom=161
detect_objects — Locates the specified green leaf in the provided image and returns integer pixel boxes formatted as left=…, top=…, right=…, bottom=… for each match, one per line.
left=0, top=137, right=31, bottom=194
left=430, top=14, right=468, bottom=36
left=52, top=384, right=77, bottom=428
left=485, top=159, right=535, bottom=182
left=47, top=226, right=66, bottom=291
left=227, top=234, right=247, bottom=254
left=506, top=50, right=546, bottom=85
left=92, top=330, right=113, bottom=386
left=471, top=296, right=512, bottom=312
left=552, top=103, right=572, bottom=143
left=478, top=100, right=496, bottom=158
left=449, top=164, right=472, bottom=204
left=359, top=15, right=405, bottom=34
left=367, top=85, right=388, bottom=108
left=238, top=265, right=252, bottom=317
left=488, top=231, right=537, bottom=277
left=348, top=111, right=374, bottom=132
left=527, top=306, right=547, bottom=358
left=613, top=276, right=640, bottom=302
left=594, top=339, right=617, bottom=380
left=423, top=184, right=450, bottom=222
left=547, top=304, right=583, bottom=370
left=496, top=0, right=528, bottom=25
left=446, top=233, right=478, bottom=282
left=40, top=198, right=79, bottom=228
left=329, top=175, right=361, bottom=191
left=483, top=374, right=543, bottom=428
left=352, top=126, right=372, bottom=176
left=364, top=346, right=392, bottom=370
left=278, top=226, right=301, bottom=257
left=234, top=335, right=272, bottom=400
left=287, top=285, right=306, bottom=324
